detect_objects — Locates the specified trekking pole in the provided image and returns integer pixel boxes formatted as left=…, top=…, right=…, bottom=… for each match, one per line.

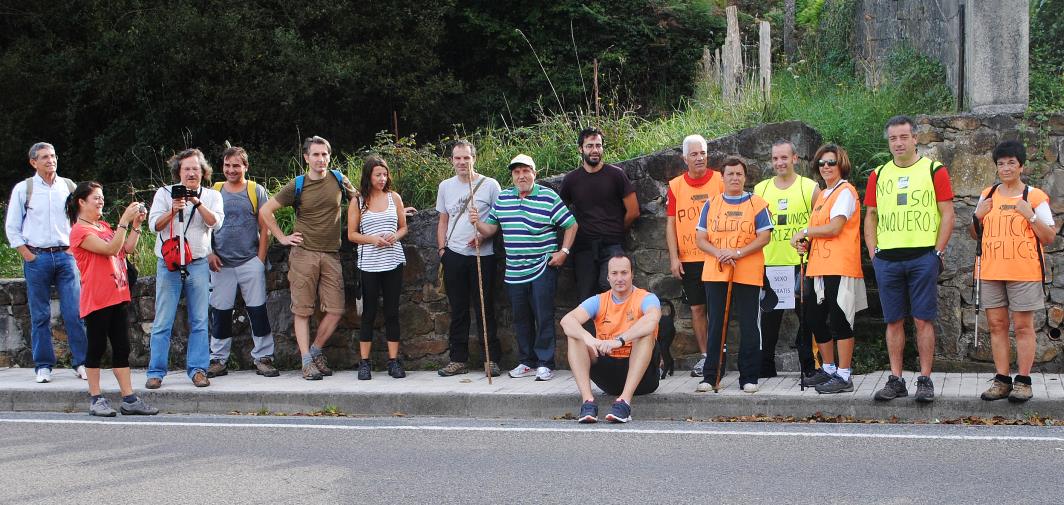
left=798, top=252, right=807, bottom=391
left=973, top=254, right=981, bottom=348
left=714, top=264, right=735, bottom=393
left=468, top=178, right=493, bottom=384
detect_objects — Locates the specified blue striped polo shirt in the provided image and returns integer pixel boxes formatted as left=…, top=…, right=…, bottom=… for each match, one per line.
left=484, top=183, right=576, bottom=284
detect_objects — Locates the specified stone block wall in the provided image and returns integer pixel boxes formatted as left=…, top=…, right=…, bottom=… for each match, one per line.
left=5, top=114, right=1062, bottom=372
left=0, top=120, right=824, bottom=372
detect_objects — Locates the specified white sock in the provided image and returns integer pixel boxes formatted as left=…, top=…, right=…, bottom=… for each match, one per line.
left=837, top=368, right=851, bottom=381
left=823, top=363, right=837, bottom=375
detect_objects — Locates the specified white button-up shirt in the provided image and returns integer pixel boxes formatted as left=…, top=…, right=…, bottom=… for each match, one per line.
left=148, top=185, right=225, bottom=260
left=4, top=173, right=74, bottom=249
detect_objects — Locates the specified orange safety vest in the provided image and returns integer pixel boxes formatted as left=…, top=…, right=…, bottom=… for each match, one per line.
left=807, top=181, right=863, bottom=278
left=669, top=172, right=725, bottom=262
left=594, top=287, right=659, bottom=359
left=978, top=185, right=1049, bottom=282
left=700, top=194, right=769, bottom=286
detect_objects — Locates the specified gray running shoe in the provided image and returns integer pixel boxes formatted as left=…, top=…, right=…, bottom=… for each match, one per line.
left=89, top=397, right=117, bottom=417
left=803, top=369, right=834, bottom=387
left=302, top=362, right=324, bottom=381
left=815, top=374, right=854, bottom=394
left=914, top=375, right=935, bottom=403
left=120, top=398, right=159, bottom=416
left=873, top=375, right=908, bottom=401
left=691, top=355, right=706, bottom=377
left=487, top=361, right=502, bottom=377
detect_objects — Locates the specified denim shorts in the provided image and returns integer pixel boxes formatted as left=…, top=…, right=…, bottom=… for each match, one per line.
left=873, top=251, right=939, bottom=323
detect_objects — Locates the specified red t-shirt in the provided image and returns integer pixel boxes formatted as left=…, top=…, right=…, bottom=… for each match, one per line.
left=70, top=222, right=131, bottom=317
left=666, top=170, right=721, bottom=216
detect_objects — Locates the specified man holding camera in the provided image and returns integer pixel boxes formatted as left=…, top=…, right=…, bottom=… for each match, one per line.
left=145, top=148, right=224, bottom=389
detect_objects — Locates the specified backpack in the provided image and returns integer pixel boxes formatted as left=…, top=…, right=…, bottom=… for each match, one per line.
left=212, top=180, right=259, bottom=213
left=294, top=169, right=348, bottom=216
left=292, top=169, right=355, bottom=253
left=24, top=176, right=76, bottom=211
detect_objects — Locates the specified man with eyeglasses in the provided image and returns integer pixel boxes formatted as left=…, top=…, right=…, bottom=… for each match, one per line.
left=865, top=115, right=955, bottom=403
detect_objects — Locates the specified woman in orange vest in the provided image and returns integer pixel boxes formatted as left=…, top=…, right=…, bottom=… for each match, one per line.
left=791, top=144, right=867, bottom=394
left=968, top=140, right=1055, bottom=403
left=694, top=157, right=772, bottom=393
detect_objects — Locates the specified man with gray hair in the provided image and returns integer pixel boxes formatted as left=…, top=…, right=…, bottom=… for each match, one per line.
left=665, top=134, right=722, bottom=376
left=4, top=142, right=88, bottom=383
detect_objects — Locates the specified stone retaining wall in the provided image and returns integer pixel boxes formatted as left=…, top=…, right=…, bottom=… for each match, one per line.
left=4, top=114, right=1063, bottom=372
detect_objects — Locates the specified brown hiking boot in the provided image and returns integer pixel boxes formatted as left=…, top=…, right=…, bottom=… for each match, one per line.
left=255, top=357, right=280, bottom=377
left=312, top=354, right=333, bottom=376
left=1009, top=382, right=1033, bottom=403
left=437, top=361, right=468, bottom=377
left=144, top=378, right=162, bottom=389
left=302, top=362, right=324, bottom=381
left=206, top=360, right=228, bottom=378
left=980, top=378, right=1012, bottom=401
left=192, top=370, right=210, bottom=387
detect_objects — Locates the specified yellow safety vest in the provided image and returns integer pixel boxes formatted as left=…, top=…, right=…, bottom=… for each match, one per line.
left=873, top=157, right=942, bottom=249
left=755, top=176, right=817, bottom=266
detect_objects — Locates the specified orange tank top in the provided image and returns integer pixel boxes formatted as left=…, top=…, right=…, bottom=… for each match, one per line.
left=670, top=172, right=724, bottom=262
left=978, top=185, right=1048, bottom=282
left=594, top=287, right=659, bottom=359
left=700, top=194, right=769, bottom=286
left=807, top=181, right=863, bottom=278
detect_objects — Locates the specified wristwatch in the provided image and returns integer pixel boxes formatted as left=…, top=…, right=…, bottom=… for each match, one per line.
left=1029, top=214, right=1038, bottom=223
left=615, top=335, right=626, bottom=346
left=560, top=247, right=570, bottom=255
left=934, top=249, right=945, bottom=258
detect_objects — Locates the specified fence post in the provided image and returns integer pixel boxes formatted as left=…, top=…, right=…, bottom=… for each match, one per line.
left=759, top=21, right=772, bottom=102
left=722, top=5, right=743, bottom=104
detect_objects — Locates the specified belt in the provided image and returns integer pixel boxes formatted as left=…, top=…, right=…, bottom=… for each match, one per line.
left=28, top=246, right=68, bottom=253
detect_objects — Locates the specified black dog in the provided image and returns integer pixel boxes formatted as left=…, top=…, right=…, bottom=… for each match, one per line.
left=657, top=299, right=676, bottom=379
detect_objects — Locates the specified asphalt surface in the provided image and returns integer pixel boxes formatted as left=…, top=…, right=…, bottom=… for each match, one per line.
left=2, top=412, right=1063, bottom=504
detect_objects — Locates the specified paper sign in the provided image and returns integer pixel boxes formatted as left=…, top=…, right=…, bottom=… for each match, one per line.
left=765, top=266, right=795, bottom=310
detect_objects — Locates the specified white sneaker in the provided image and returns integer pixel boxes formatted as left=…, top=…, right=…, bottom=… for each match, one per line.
left=695, top=381, right=714, bottom=392
left=35, top=368, right=52, bottom=383
left=534, top=366, right=554, bottom=381
left=691, top=354, right=706, bottom=377
left=742, top=383, right=759, bottom=393
left=75, top=365, right=88, bottom=380
left=509, top=364, right=535, bottom=378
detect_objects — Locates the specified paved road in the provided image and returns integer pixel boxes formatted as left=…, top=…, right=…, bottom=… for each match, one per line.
left=2, top=412, right=1062, bottom=504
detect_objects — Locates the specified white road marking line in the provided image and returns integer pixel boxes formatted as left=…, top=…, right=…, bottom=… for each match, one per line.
left=0, top=417, right=1062, bottom=441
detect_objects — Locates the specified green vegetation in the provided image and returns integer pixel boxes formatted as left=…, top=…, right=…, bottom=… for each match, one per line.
left=1030, top=0, right=1064, bottom=111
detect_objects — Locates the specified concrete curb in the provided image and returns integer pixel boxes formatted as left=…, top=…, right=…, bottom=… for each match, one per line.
left=2, top=369, right=1062, bottom=421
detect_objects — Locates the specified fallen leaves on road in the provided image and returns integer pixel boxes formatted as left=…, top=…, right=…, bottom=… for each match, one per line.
left=691, top=411, right=1059, bottom=426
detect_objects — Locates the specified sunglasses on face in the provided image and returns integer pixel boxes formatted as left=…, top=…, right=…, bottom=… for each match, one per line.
left=817, top=159, right=839, bottom=167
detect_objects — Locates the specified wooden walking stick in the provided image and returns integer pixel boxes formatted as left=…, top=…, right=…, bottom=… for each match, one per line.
left=468, top=177, right=493, bottom=384
left=714, top=264, right=735, bottom=393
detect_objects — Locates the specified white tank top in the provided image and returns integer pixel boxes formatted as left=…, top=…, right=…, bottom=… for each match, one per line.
left=356, top=192, right=406, bottom=272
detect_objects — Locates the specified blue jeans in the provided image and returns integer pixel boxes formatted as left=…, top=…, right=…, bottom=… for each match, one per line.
left=507, top=266, right=558, bottom=369
left=23, top=251, right=87, bottom=371
left=148, top=258, right=210, bottom=380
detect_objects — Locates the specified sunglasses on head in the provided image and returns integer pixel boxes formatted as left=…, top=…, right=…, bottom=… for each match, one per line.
left=817, top=159, right=839, bottom=167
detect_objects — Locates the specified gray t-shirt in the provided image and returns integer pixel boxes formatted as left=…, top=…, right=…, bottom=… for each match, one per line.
left=212, top=182, right=270, bottom=267
left=435, top=174, right=501, bottom=256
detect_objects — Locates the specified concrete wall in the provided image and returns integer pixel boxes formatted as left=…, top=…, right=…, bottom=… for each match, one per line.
left=852, top=0, right=1029, bottom=112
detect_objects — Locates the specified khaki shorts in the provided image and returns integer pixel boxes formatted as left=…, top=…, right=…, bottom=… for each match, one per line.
left=980, top=280, right=1044, bottom=312
left=288, top=247, right=345, bottom=317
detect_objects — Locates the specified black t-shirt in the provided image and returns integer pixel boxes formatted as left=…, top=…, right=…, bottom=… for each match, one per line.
left=560, top=164, right=635, bottom=244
